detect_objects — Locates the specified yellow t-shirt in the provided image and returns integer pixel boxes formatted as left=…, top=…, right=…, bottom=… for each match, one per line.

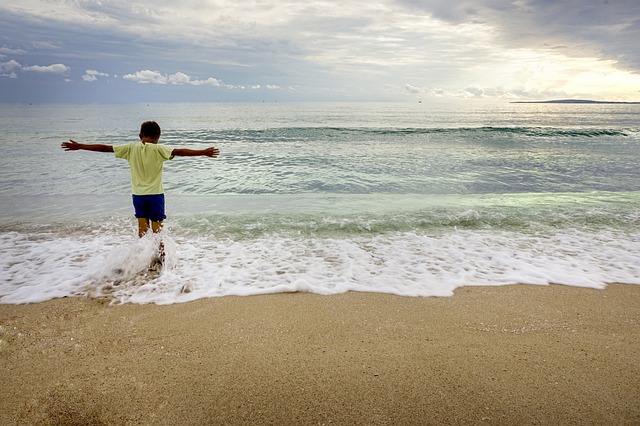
left=114, top=142, right=174, bottom=195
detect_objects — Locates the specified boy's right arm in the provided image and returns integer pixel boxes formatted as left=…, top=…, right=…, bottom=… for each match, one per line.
left=61, top=140, right=114, bottom=152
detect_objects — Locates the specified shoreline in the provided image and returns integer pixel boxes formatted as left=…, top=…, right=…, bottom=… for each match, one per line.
left=1, top=284, right=639, bottom=425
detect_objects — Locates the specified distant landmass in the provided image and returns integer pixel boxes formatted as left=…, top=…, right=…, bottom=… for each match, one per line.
left=511, top=99, right=640, bottom=104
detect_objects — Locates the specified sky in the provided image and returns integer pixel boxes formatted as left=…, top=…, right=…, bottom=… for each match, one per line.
left=1, top=0, right=639, bottom=103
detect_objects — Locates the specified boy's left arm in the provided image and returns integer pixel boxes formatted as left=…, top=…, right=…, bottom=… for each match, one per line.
left=172, top=147, right=220, bottom=157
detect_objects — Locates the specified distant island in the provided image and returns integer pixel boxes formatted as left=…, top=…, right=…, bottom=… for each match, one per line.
left=511, top=99, right=640, bottom=104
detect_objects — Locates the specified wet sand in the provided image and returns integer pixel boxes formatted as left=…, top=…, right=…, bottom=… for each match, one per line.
left=1, top=284, right=639, bottom=425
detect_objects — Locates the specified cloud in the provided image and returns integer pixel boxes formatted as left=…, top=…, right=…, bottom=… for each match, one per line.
left=22, top=63, right=70, bottom=74
left=1, top=59, right=21, bottom=72
left=31, top=41, right=62, bottom=50
left=1, top=60, right=73, bottom=79
left=395, top=0, right=640, bottom=71
left=83, top=69, right=110, bottom=82
left=401, top=82, right=559, bottom=100
left=1, top=0, right=639, bottom=101
left=404, top=84, right=421, bottom=94
left=122, top=70, right=168, bottom=85
left=122, top=70, right=240, bottom=88
left=0, top=46, right=27, bottom=55
left=0, top=60, right=21, bottom=78
left=122, top=70, right=221, bottom=87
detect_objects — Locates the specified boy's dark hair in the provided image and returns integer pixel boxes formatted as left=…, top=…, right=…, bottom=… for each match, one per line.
left=140, top=121, right=161, bottom=139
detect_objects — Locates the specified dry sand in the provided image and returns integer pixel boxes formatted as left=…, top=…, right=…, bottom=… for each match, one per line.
left=1, top=284, right=639, bottom=425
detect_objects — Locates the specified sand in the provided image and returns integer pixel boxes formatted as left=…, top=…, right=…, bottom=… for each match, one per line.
left=1, top=284, right=639, bottom=425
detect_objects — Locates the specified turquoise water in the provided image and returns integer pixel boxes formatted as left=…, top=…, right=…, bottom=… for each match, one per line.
left=1, top=102, right=639, bottom=304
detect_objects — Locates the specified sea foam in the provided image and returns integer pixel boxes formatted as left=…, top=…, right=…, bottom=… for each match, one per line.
left=1, top=226, right=638, bottom=305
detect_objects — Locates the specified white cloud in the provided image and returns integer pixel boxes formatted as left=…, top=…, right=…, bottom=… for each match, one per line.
left=1, top=60, right=74, bottom=79
left=194, top=78, right=223, bottom=87
left=83, top=69, right=110, bottom=82
left=122, top=70, right=168, bottom=84
left=22, top=63, right=70, bottom=74
left=122, top=70, right=241, bottom=88
left=167, top=72, right=191, bottom=85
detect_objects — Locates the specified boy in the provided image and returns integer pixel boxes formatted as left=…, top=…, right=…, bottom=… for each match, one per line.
left=61, top=121, right=219, bottom=241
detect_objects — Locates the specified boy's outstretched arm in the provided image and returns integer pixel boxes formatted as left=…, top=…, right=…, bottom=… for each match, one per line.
left=172, top=147, right=220, bottom=157
left=61, top=140, right=114, bottom=152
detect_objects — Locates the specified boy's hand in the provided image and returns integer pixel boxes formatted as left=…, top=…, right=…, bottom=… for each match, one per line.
left=61, top=140, right=80, bottom=151
left=204, top=147, right=220, bottom=157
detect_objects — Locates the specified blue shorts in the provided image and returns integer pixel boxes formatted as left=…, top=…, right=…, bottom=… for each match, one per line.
left=132, top=194, right=166, bottom=222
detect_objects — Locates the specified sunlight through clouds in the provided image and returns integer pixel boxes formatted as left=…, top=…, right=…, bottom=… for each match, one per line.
left=0, top=0, right=638, bottom=102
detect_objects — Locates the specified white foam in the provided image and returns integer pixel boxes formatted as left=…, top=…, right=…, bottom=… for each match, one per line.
left=2, top=227, right=638, bottom=305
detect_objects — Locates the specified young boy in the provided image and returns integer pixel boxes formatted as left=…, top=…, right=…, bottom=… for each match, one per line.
left=61, top=121, right=219, bottom=240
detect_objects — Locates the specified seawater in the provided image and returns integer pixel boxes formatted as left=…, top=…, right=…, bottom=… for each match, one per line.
left=1, top=101, right=639, bottom=304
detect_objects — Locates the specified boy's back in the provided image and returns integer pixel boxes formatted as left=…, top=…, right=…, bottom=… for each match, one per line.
left=114, top=141, right=174, bottom=195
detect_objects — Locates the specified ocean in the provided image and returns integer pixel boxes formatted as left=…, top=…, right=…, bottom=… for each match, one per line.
left=1, top=101, right=639, bottom=304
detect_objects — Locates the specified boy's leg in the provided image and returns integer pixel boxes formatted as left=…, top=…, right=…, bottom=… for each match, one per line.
left=151, top=220, right=165, bottom=263
left=133, top=195, right=166, bottom=266
left=151, top=220, right=163, bottom=234
left=137, top=218, right=150, bottom=238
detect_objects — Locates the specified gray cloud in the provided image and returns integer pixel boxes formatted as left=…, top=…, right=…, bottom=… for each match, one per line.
left=0, top=46, right=27, bottom=55
left=394, top=0, right=640, bottom=71
left=0, top=0, right=639, bottom=102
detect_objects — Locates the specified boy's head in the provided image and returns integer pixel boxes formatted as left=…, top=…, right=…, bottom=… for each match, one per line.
left=139, top=121, right=161, bottom=141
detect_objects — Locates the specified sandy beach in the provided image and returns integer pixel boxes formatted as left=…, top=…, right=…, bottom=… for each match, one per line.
left=1, top=284, right=638, bottom=425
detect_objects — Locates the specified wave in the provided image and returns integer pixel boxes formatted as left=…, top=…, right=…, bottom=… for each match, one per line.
left=336, top=126, right=628, bottom=137
left=165, top=126, right=630, bottom=144
left=173, top=210, right=640, bottom=241
left=2, top=192, right=638, bottom=305
left=2, top=222, right=639, bottom=305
